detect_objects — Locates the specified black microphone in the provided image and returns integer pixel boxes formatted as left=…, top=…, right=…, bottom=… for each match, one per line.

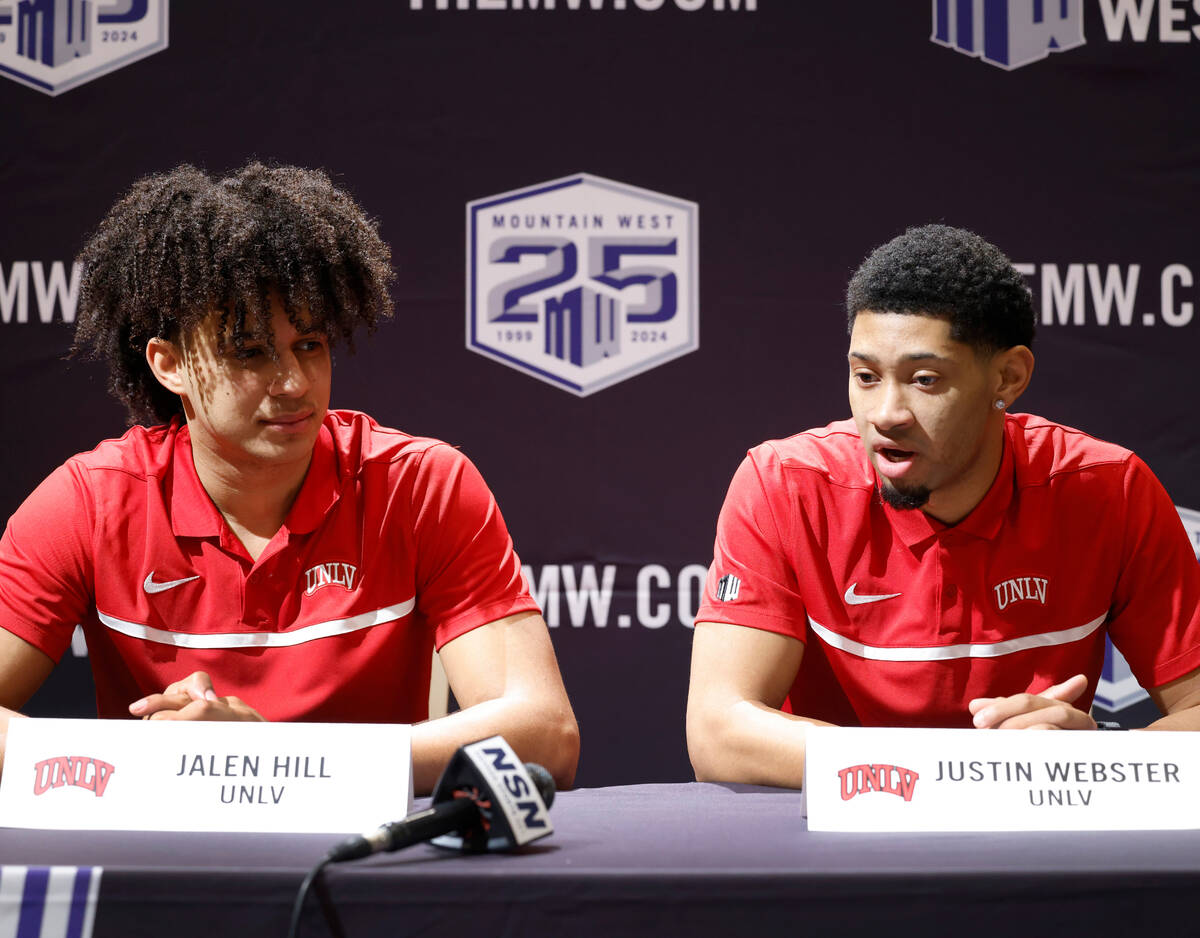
left=325, top=749, right=555, bottom=863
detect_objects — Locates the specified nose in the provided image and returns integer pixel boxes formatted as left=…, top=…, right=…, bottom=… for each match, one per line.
left=269, top=351, right=309, bottom=397
left=870, top=379, right=913, bottom=433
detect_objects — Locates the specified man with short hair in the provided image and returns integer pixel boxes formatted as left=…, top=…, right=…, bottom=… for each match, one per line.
left=0, top=162, right=579, bottom=792
left=686, top=224, right=1200, bottom=788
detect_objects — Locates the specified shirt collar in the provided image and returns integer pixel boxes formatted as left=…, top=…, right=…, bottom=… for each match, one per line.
left=169, top=422, right=224, bottom=538
left=283, top=422, right=340, bottom=534
left=875, top=420, right=1016, bottom=547
left=169, top=419, right=341, bottom=538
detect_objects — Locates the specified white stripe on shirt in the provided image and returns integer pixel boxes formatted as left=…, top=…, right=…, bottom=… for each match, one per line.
left=96, top=599, right=415, bottom=649
left=808, top=612, right=1107, bottom=662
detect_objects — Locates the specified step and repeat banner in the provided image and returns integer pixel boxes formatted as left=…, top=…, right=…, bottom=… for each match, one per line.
left=2, top=1, right=1198, bottom=786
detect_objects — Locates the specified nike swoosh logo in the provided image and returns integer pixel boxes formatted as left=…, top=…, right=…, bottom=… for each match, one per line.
left=844, top=583, right=901, bottom=606
left=144, top=572, right=200, bottom=594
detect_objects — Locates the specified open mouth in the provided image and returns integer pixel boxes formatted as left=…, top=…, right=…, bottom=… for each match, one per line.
left=879, top=447, right=915, bottom=463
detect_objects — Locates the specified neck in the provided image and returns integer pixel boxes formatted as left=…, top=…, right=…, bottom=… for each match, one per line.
left=189, top=444, right=312, bottom=550
left=922, top=415, right=1007, bottom=525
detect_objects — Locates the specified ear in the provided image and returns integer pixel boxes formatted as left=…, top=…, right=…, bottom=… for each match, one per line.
left=993, top=345, right=1034, bottom=408
left=146, top=337, right=187, bottom=396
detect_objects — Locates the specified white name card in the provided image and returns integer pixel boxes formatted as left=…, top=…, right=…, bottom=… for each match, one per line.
left=803, top=726, right=1200, bottom=832
left=0, top=718, right=413, bottom=834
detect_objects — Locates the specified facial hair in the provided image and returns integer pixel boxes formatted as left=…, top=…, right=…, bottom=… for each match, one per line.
left=878, top=480, right=930, bottom=511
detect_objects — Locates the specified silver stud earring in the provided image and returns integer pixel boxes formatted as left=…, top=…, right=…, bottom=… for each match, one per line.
left=994, top=399, right=1006, bottom=411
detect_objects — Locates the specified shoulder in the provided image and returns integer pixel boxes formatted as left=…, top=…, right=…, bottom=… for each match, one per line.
left=746, top=419, right=872, bottom=492
left=1007, top=413, right=1134, bottom=488
left=323, top=409, right=460, bottom=469
left=60, top=422, right=180, bottom=484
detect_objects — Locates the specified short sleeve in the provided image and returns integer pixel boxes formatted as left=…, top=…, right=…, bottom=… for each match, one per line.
left=0, top=462, right=95, bottom=663
left=1107, top=455, right=1200, bottom=688
left=408, top=445, right=539, bottom=649
left=694, top=447, right=808, bottom=640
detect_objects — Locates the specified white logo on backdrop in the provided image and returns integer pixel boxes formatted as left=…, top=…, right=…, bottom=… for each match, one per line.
left=466, top=173, right=698, bottom=396
left=0, top=0, right=168, bottom=96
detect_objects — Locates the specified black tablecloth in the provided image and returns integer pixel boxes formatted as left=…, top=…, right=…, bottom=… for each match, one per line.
left=2, top=782, right=1198, bottom=937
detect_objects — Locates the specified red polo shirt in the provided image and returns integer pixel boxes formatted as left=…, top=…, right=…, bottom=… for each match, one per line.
left=0, top=410, right=538, bottom=722
left=695, top=414, right=1200, bottom=727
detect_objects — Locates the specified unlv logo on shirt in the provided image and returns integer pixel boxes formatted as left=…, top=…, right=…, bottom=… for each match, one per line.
left=33, top=756, right=115, bottom=797
left=838, top=763, right=919, bottom=802
left=993, top=576, right=1048, bottom=611
left=304, top=562, right=359, bottom=596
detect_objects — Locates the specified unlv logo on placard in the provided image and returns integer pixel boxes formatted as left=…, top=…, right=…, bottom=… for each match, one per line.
left=467, top=173, right=699, bottom=396
left=838, top=763, right=919, bottom=802
left=33, top=756, right=116, bottom=797
left=0, top=0, right=168, bottom=96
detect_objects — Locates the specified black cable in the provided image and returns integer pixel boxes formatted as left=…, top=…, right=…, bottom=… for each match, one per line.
left=287, top=855, right=346, bottom=938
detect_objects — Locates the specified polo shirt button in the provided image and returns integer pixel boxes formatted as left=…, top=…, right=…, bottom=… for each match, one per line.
left=944, top=584, right=958, bottom=603
left=256, top=614, right=271, bottom=628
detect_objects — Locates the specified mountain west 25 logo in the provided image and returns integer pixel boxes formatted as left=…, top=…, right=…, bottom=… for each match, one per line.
left=934, top=0, right=1200, bottom=71
left=0, top=0, right=168, bottom=95
left=932, top=0, right=1085, bottom=69
left=467, top=174, right=698, bottom=396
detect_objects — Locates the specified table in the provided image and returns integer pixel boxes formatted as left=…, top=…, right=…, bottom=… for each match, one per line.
left=2, top=783, right=1198, bottom=937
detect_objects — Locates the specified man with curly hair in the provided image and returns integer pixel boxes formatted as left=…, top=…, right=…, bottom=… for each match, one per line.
left=0, top=162, right=579, bottom=792
left=687, top=224, right=1200, bottom=787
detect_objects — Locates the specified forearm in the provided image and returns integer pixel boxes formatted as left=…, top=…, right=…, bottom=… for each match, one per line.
left=0, top=705, right=28, bottom=776
left=687, top=698, right=832, bottom=788
left=1143, top=705, right=1200, bottom=731
left=410, top=694, right=579, bottom=796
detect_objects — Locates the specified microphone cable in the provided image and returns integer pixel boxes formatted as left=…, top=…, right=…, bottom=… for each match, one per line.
left=286, top=854, right=346, bottom=938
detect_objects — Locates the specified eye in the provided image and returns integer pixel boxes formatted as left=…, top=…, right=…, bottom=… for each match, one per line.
left=913, top=373, right=939, bottom=388
left=852, top=370, right=879, bottom=387
left=232, top=346, right=264, bottom=362
left=296, top=337, right=327, bottom=354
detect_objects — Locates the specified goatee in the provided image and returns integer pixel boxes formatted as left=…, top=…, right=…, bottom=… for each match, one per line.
left=878, top=481, right=930, bottom=511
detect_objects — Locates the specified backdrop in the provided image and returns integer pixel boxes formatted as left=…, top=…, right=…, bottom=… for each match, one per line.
left=2, top=0, right=1198, bottom=786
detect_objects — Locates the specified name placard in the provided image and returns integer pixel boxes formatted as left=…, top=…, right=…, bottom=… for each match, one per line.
left=0, top=718, right=413, bottom=834
left=803, top=726, right=1200, bottom=832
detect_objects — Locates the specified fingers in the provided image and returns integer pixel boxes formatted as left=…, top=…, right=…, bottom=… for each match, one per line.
left=147, top=696, right=266, bottom=723
left=971, top=688, right=1097, bottom=731
left=986, top=704, right=1094, bottom=731
left=129, top=671, right=219, bottom=717
left=1040, top=674, right=1088, bottom=705
left=129, top=689, right=191, bottom=718
left=967, top=696, right=996, bottom=716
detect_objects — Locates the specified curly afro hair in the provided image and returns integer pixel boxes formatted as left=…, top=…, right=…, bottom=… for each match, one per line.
left=72, top=162, right=395, bottom=425
left=846, top=224, right=1034, bottom=353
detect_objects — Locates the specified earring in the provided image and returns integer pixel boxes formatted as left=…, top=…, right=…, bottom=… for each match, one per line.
left=994, top=399, right=1006, bottom=411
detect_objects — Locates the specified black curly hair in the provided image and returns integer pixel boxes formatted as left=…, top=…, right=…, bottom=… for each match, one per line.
left=846, top=224, right=1034, bottom=353
left=72, top=162, right=395, bottom=425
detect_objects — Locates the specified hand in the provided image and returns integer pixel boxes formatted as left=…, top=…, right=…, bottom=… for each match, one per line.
left=128, top=671, right=265, bottom=722
left=968, top=674, right=1097, bottom=731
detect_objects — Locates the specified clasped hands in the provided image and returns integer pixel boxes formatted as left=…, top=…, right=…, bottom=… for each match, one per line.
left=969, top=673, right=1098, bottom=731
left=128, top=671, right=265, bottom=722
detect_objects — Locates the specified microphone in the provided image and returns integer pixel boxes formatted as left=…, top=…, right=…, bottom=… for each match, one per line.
left=325, top=736, right=556, bottom=862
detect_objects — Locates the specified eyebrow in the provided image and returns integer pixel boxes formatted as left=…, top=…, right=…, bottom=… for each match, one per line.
left=848, top=351, right=953, bottom=365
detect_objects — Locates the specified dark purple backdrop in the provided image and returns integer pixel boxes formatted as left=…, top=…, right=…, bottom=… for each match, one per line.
left=2, top=1, right=1198, bottom=785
